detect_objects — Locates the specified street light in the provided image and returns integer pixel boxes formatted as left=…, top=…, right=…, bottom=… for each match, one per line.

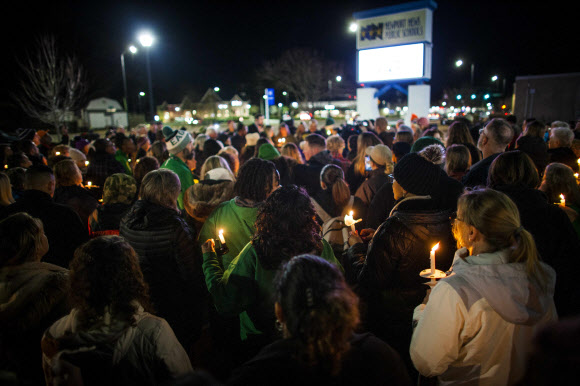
left=214, top=86, right=220, bottom=92
left=121, top=45, right=138, bottom=121
left=491, top=75, right=498, bottom=82
left=349, top=22, right=358, bottom=32
left=336, top=75, right=342, bottom=82
left=138, top=31, right=155, bottom=122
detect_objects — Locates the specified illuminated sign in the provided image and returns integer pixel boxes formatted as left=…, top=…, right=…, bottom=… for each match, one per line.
left=357, top=43, right=431, bottom=83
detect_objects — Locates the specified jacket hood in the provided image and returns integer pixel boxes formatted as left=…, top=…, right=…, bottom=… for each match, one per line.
left=122, top=200, right=180, bottom=230
left=183, top=180, right=235, bottom=221
left=451, top=248, right=556, bottom=325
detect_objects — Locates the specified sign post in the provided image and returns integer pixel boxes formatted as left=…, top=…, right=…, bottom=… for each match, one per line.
left=353, top=1, right=437, bottom=123
left=265, top=88, right=275, bottom=124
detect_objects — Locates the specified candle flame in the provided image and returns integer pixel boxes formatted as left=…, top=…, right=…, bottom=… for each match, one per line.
left=431, top=242, right=440, bottom=252
left=577, top=158, right=580, bottom=165
left=349, top=211, right=353, bottom=216
left=560, top=194, right=565, bottom=201
left=55, top=152, right=60, bottom=156
left=219, top=229, right=224, bottom=235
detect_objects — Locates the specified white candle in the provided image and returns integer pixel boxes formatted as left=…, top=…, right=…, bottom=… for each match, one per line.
left=430, top=242, right=440, bottom=275
left=344, top=211, right=356, bottom=232
left=559, top=194, right=566, bottom=207
left=218, top=229, right=226, bottom=244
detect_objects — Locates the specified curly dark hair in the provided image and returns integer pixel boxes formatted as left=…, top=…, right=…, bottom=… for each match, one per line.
left=252, top=185, right=323, bottom=270
left=69, top=236, right=152, bottom=329
left=274, top=254, right=359, bottom=375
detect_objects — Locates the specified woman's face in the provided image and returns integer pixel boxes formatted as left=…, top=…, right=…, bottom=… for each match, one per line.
left=452, top=210, right=471, bottom=249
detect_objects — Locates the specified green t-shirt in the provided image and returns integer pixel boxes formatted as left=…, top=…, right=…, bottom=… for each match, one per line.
left=202, top=239, right=342, bottom=340
left=161, top=155, right=194, bottom=210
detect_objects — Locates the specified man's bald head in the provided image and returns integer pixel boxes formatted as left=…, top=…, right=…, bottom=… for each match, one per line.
left=24, top=165, right=55, bottom=196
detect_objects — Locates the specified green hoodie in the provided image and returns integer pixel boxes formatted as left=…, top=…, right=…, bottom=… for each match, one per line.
left=203, top=239, right=341, bottom=341
left=198, top=198, right=260, bottom=270
left=161, top=155, right=194, bottom=210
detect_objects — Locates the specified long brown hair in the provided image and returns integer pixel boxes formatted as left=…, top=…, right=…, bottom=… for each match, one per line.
left=320, top=164, right=350, bottom=210
left=446, top=120, right=475, bottom=147
left=540, top=162, right=580, bottom=207
left=354, top=132, right=381, bottom=176
left=0, top=212, right=44, bottom=267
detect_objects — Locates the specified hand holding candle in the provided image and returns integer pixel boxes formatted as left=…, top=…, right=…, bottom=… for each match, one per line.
left=344, top=211, right=362, bottom=233
left=216, top=228, right=229, bottom=255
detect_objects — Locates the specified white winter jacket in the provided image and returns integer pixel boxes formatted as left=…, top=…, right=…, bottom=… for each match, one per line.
left=410, top=248, right=557, bottom=386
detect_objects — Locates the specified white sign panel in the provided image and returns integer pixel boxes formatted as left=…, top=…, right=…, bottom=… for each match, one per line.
left=357, top=43, right=431, bottom=83
left=357, top=8, right=433, bottom=50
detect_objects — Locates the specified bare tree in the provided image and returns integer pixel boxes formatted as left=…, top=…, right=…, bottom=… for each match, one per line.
left=258, top=48, right=345, bottom=106
left=12, top=35, right=86, bottom=135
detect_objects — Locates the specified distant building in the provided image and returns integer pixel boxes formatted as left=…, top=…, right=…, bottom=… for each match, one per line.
left=160, top=89, right=251, bottom=124
left=83, top=97, right=128, bottom=129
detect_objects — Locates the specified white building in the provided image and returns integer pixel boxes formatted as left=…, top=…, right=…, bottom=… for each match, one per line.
left=83, top=98, right=128, bottom=129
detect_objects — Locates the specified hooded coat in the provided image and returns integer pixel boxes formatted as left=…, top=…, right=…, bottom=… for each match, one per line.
left=41, top=305, right=192, bottom=386
left=0, top=262, right=69, bottom=385
left=183, top=179, right=235, bottom=234
left=119, top=200, right=207, bottom=349
left=410, top=248, right=557, bottom=386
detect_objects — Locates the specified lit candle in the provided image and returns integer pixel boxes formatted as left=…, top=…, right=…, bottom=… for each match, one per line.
left=344, top=211, right=361, bottom=232
left=85, top=160, right=90, bottom=166
left=55, top=151, right=61, bottom=156
left=430, top=242, right=440, bottom=275
left=87, top=181, right=92, bottom=187
left=218, top=229, right=226, bottom=244
left=3, top=164, right=7, bottom=169
left=559, top=194, right=566, bottom=207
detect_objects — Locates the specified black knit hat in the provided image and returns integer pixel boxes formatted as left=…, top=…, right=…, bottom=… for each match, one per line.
left=393, top=152, right=440, bottom=195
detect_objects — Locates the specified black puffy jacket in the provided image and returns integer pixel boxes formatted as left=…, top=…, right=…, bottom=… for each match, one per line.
left=355, top=197, right=456, bottom=372
left=119, top=200, right=207, bottom=349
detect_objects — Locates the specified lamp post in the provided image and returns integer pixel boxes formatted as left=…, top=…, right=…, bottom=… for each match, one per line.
left=121, top=45, right=138, bottom=126
left=138, top=31, right=155, bottom=122
left=455, top=59, right=475, bottom=87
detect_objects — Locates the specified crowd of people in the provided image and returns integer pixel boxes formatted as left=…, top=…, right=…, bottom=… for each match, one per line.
left=1, top=113, right=579, bottom=385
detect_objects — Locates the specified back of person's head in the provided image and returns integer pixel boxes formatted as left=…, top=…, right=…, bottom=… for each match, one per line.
left=506, top=115, right=518, bottom=125
left=52, top=144, right=70, bottom=157
left=0, top=212, right=45, bottom=266
left=453, top=188, right=548, bottom=291
left=133, top=156, right=159, bottom=186
left=253, top=185, right=322, bottom=269
left=347, top=135, right=358, bottom=153
left=306, top=133, right=326, bottom=150
left=392, top=142, right=411, bottom=161
left=524, top=120, right=546, bottom=139
left=0, top=172, right=15, bottom=206
left=446, top=121, right=474, bottom=147
left=550, top=127, right=574, bottom=148
left=139, top=169, right=181, bottom=209
left=93, top=138, right=112, bottom=154
left=149, top=140, right=169, bottom=165
left=484, top=118, right=513, bottom=148
left=422, top=127, right=443, bottom=140
left=445, top=144, right=471, bottom=176
left=69, top=236, right=150, bottom=328
left=274, top=254, right=359, bottom=374
left=551, top=120, right=570, bottom=130
left=541, top=162, right=580, bottom=206
left=6, top=167, right=26, bottom=192
left=320, top=164, right=350, bottom=209
left=103, top=174, right=137, bottom=205
left=326, top=135, right=345, bottom=156
left=488, top=150, right=540, bottom=189
left=53, top=159, right=82, bottom=187
left=281, top=143, right=305, bottom=164
left=24, top=165, right=54, bottom=194
left=375, top=117, right=388, bottom=132
left=217, top=150, right=239, bottom=176
left=234, top=158, right=277, bottom=202
left=355, top=132, right=381, bottom=174
left=394, top=130, right=414, bottom=145
left=200, top=155, right=235, bottom=181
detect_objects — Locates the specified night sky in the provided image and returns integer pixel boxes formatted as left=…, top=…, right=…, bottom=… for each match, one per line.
left=2, top=0, right=578, bottom=127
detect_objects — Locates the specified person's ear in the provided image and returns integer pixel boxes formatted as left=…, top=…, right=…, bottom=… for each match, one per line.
left=468, top=224, right=481, bottom=242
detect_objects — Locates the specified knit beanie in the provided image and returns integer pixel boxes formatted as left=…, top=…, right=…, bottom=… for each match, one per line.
left=257, top=143, right=280, bottom=161
left=162, top=126, right=192, bottom=155
left=393, top=152, right=440, bottom=195
left=325, top=117, right=335, bottom=126
left=410, top=136, right=444, bottom=153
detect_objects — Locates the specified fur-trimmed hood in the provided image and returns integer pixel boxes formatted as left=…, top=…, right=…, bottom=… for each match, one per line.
left=183, top=180, right=235, bottom=222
